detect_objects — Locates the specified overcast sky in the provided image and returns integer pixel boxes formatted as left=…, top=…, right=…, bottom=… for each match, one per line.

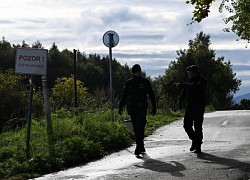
left=1, top=0, right=249, bottom=97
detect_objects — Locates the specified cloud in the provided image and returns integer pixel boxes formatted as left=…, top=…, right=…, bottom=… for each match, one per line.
left=216, top=50, right=250, bottom=64
left=233, top=65, right=250, bottom=72
left=0, top=20, right=14, bottom=24
left=101, top=7, right=147, bottom=26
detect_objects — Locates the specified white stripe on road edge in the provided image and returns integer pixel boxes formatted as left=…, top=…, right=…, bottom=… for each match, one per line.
left=222, top=120, right=228, bottom=126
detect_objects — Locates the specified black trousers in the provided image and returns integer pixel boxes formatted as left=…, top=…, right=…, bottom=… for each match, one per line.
left=130, top=109, right=147, bottom=149
left=183, top=106, right=204, bottom=144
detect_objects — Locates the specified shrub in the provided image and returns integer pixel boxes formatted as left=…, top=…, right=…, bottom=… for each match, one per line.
left=0, top=70, right=28, bottom=131
left=51, top=75, right=88, bottom=109
left=56, top=137, right=103, bottom=167
left=82, top=117, right=132, bottom=152
left=29, top=153, right=63, bottom=174
left=32, top=91, right=45, bottom=119
left=0, top=147, right=14, bottom=162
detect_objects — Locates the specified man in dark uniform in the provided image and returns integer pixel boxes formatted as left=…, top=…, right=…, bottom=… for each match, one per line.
left=177, top=65, right=206, bottom=153
left=118, top=64, right=156, bottom=156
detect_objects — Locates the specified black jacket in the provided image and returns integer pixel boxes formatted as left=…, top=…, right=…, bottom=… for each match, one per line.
left=179, top=74, right=207, bottom=110
left=119, top=75, right=156, bottom=114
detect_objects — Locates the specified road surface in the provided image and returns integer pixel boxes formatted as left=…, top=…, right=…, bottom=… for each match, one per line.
left=35, top=110, right=250, bottom=180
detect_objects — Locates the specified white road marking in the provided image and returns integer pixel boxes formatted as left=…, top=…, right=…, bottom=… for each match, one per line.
left=222, top=120, right=228, bottom=126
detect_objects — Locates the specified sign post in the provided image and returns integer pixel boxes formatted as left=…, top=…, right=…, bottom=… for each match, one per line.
left=26, top=76, right=33, bottom=160
left=42, top=75, right=54, bottom=155
left=73, top=49, right=78, bottom=110
left=103, top=30, right=119, bottom=121
left=15, top=48, right=50, bottom=160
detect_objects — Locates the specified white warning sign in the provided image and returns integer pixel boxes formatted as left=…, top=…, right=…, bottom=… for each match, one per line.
left=15, top=48, right=48, bottom=75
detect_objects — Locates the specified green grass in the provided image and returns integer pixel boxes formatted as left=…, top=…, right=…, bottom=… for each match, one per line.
left=0, top=108, right=181, bottom=180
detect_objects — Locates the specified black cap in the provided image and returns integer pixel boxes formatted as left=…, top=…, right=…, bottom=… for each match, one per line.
left=186, top=65, right=198, bottom=72
left=132, top=64, right=141, bottom=73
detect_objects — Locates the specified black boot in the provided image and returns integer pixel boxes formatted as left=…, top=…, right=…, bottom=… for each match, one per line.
left=190, top=141, right=196, bottom=151
left=140, top=146, right=146, bottom=154
left=134, top=145, right=145, bottom=155
left=194, top=143, right=201, bottom=154
left=134, top=148, right=141, bottom=156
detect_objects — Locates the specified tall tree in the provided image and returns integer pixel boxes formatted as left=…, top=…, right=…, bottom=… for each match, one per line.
left=0, top=37, right=14, bottom=70
left=187, top=0, right=250, bottom=43
left=32, top=40, right=43, bottom=49
left=155, top=32, right=241, bottom=110
left=47, top=43, right=73, bottom=88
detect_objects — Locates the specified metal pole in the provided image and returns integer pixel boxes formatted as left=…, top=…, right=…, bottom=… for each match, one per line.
left=108, top=34, right=114, bottom=121
left=42, top=75, right=54, bottom=155
left=73, top=49, right=78, bottom=109
left=26, top=75, right=33, bottom=160
left=42, top=76, right=52, bottom=126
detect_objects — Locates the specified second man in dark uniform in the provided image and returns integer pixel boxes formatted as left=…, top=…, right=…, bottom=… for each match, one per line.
left=177, top=65, right=207, bottom=153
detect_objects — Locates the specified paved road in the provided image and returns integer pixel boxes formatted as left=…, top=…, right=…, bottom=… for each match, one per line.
left=35, top=110, right=250, bottom=180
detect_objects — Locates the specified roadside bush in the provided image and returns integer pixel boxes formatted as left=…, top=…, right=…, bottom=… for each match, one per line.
left=205, top=104, right=216, bottom=112
left=56, top=137, right=103, bottom=167
left=83, top=118, right=132, bottom=152
left=240, top=99, right=250, bottom=109
left=29, top=153, right=63, bottom=174
left=32, top=91, right=45, bottom=119
left=51, top=75, right=88, bottom=110
left=0, top=147, right=14, bottom=162
left=0, top=70, right=28, bottom=132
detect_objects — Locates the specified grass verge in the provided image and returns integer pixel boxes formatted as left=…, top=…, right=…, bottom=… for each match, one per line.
left=0, top=108, right=182, bottom=180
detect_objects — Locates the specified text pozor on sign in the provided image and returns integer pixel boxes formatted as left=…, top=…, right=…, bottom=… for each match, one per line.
left=15, top=48, right=48, bottom=75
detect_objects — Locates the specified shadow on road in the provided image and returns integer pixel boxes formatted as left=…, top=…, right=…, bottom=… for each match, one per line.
left=197, top=152, right=250, bottom=173
left=134, top=153, right=186, bottom=177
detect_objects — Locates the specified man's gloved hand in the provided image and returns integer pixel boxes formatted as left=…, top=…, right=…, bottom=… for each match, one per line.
left=118, top=109, right=123, bottom=115
left=150, top=107, right=156, bottom=116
